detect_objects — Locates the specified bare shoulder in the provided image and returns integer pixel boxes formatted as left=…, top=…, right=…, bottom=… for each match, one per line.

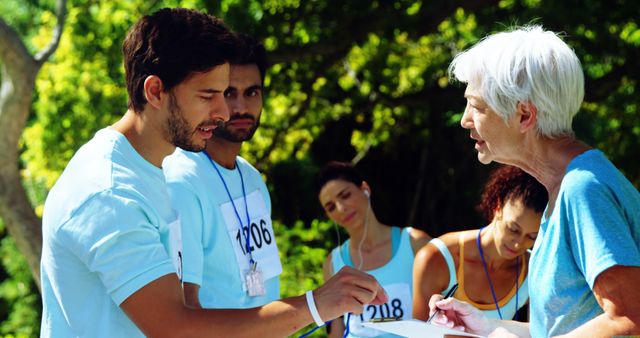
left=430, top=230, right=470, bottom=265
left=408, top=227, right=433, bottom=254
left=413, top=236, right=451, bottom=301
left=437, top=230, right=465, bottom=248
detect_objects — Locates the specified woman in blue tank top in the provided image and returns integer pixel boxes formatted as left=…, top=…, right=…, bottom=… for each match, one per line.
left=413, top=165, right=547, bottom=322
left=315, top=161, right=432, bottom=338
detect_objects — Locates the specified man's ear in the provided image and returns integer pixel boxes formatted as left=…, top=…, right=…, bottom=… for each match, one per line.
left=516, top=101, right=538, bottom=133
left=143, top=75, right=164, bottom=110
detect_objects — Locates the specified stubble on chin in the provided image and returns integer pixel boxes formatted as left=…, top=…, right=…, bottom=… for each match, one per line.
left=166, top=94, right=203, bottom=152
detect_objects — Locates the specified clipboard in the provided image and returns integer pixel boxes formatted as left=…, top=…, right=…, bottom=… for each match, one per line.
left=362, top=319, right=487, bottom=338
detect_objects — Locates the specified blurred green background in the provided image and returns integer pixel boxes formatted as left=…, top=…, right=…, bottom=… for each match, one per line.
left=1, top=0, right=639, bottom=336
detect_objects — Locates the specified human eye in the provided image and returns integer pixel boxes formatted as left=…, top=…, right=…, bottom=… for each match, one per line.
left=224, top=88, right=237, bottom=98
left=200, top=96, right=214, bottom=101
left=325, top=203, right=336, bottom=213
left=527, top=233, right=538, bottom=240
left=246, top=87, right=262, bottom=98
left=470, top=103, right=483, bottom=113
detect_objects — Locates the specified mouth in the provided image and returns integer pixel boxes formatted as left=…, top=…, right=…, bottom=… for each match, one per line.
left=470, top=134, right=485, bottom=150
left=196, top=120, right=224, bottom=139
left=503, top=245, right=519, bottom=257
left=224, top=116, right=255, bottom=129
left=342, top=211, right=357, bottom=223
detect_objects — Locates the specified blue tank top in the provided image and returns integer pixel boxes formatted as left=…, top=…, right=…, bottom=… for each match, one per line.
left=331, top=227, right=415, bottom=338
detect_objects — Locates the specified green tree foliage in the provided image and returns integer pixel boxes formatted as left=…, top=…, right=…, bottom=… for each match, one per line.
left=0, top=232, right=40, bottom=337
left=1, top=0, right=639, bottom=335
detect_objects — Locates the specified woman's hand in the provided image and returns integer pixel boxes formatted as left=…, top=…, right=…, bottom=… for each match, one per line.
left=428, top=294, right=494, bottom=336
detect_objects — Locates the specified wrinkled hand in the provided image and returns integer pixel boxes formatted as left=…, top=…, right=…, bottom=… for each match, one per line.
left=313, top=266, right=388, bottom=321
left=428, top=294, right=493, bottom=336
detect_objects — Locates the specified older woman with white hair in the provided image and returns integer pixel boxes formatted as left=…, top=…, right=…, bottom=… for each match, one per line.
left=427, top=26, right=640, bottom=337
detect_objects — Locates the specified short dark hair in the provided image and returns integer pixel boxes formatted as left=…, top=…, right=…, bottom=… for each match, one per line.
left=477, top=165, right=548, bottom=221
left=314, top=161, right=364, bottom=196
left=123, top=8, right=236, bottom=113
left=232, top=33, right=268, bottom=82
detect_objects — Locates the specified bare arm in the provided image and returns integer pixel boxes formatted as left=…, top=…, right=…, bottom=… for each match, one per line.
left=454, top=266, right=640, bottom=338
left=412, top=242, right=449, bottom=320
left=555, top=265, right=640, bottom=338
left=183, top=282, right=202, bottom=309
left=122, top=266, right=387, bottom=338
left=323, top=253, right=345, bottom=338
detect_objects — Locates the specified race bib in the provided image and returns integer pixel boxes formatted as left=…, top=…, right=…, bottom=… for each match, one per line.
left=221, top=190, right=282, bottom=290
left=168, top=216, right=183, bottom=281
left=347, top=283, right=412, bottom=337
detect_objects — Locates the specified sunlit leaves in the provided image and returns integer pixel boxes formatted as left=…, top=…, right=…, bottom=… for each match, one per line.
left=620, top=22, right=640, bottom=46
left=406, top=2, right=421, bottom=15
left=3, top=2, right=640, bottom=335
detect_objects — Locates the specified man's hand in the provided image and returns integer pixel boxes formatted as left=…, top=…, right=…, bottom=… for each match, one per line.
left=313, top=266, right=388, bottom=321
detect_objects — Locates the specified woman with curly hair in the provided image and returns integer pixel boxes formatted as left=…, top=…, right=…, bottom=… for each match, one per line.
left=413, top=165, right=547, bottom=321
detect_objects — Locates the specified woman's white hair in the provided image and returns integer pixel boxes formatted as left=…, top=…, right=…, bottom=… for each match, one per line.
left=449, top=25, right=584, bottom=137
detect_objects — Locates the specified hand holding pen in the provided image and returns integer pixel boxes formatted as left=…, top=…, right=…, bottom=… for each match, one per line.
left=427, top=283, right=459, bottom=324
left=427, top=284, right=496, bottom=335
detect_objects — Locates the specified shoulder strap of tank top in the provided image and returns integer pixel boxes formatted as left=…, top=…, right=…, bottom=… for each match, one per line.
left=428, top=237, right=457, bottom=294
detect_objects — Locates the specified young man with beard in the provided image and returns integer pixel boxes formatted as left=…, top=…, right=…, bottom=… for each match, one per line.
left=163, top=34, right=281, bottom=310
left=40, top=9, right=386, bottom=338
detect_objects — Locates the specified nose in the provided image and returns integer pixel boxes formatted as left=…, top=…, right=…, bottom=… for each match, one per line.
left=214, top=99, right=231, bottom=122
left=460, top=103, right=473, bottom=129
left=228, top=96, right=249, bottom=115
left=335, top=201, right=346, bottom=213
left=513, top=235, right=529, bottom=250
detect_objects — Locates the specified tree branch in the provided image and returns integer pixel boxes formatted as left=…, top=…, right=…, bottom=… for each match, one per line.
left=35, top=0, right=68, bottom=64
left=0, top=18, right=36, bottom=79
left=0, top=0, right=68, bottom=287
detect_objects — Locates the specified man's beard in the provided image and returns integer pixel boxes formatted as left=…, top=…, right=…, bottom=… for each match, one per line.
left=164, top=93, right=205, bottom=152
left=213, top=113, right=261, bottom=142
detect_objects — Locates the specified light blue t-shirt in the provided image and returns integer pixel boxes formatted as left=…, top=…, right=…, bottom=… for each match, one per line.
left=529, top=150, right=640, bottom=337
left=163, top=149, right=282, bottom=308
left=40, top=128, right=178, bottom=337
left=331, top=227, right=414, bottom=338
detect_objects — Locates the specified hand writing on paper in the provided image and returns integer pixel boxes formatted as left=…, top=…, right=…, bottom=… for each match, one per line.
left=428, top=294, right=493, bottom=336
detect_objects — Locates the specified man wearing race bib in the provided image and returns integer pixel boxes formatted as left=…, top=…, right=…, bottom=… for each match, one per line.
left=315, top=161, right=432, bottom=338
left=164, top=33, right=282, bottom=309
left=41, top=10, right=387, bottom=337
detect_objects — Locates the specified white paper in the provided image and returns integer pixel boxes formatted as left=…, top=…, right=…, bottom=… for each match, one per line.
left=362, top=319, right=486, bottom=338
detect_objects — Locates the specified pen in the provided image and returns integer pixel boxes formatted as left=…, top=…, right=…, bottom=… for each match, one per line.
left=370, top=316, right=401, bottom=323
left=426, top=283, right=459, bottom=324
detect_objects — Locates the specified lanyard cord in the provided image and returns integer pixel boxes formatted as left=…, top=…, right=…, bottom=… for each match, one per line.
left=476, top=227, right=519, bottom=320
left=204, top=152, right=254, bottom=264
